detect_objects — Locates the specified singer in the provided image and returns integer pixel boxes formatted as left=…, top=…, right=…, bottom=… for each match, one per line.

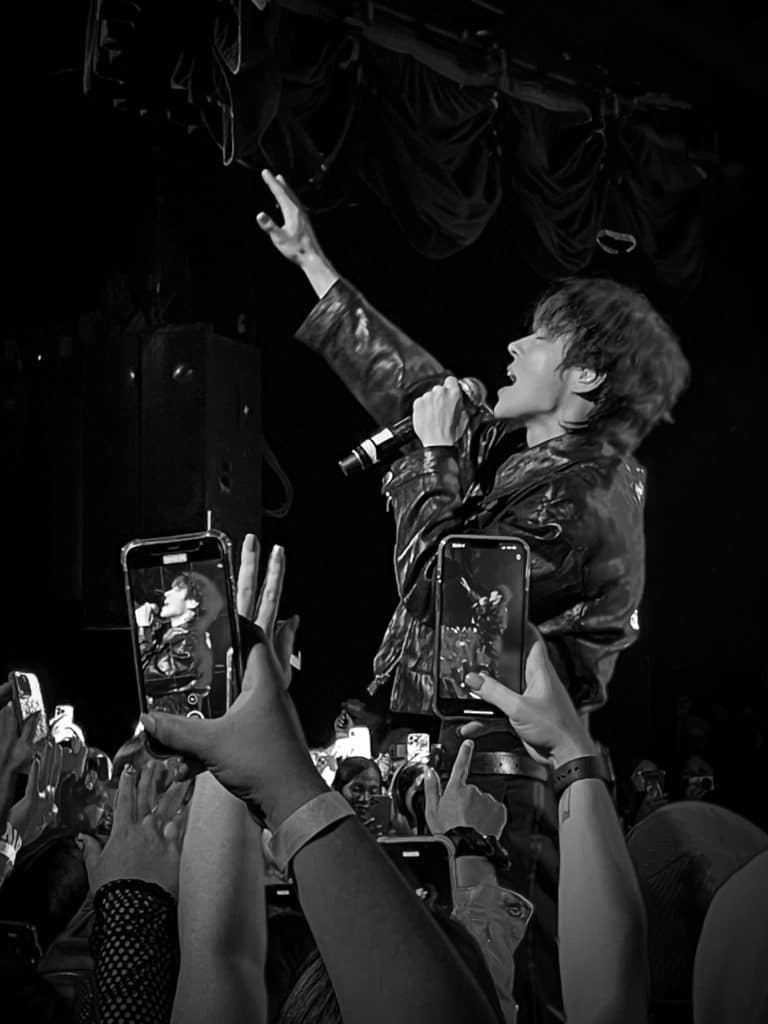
left=257, top=172, right=689, bottom=1023
left=256, top=169, right=690, bottom=716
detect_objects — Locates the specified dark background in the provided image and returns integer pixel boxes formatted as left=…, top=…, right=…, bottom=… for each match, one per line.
left=1, top=2, right=764, bottom=824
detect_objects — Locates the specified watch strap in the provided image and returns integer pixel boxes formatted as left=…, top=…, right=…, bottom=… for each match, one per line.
left=552, top=754, right=612, bottom=799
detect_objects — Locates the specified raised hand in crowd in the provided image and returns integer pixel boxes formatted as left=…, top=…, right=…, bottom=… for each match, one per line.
left=0, top=702, right=40, bottom=830
left=9, top=736, right=63, bottom=845
left=79, top=761, right=184, bottom=899
left=464, top=626, right=648, bottom=1024
left=172, top=532, right=296, bottom=1024
left=147, top=536, right=500, bottom=1024
left=237, top=532, right=299, bottom=688
left=256, top=169, right=339, bottom=298
left=425, top=738, right=507, bottom=839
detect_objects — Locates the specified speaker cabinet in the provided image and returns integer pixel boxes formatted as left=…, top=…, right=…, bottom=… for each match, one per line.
left=82, top=324, right=261, bottom=625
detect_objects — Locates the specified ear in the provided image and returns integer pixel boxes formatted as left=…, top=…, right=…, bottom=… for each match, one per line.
left=570, top=366, right=606, bottom=396
left=185, top=598, right=200, bottom=611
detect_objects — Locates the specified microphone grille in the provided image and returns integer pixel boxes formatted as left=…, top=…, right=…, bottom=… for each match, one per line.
left=459, top=376, right=488, bottom=407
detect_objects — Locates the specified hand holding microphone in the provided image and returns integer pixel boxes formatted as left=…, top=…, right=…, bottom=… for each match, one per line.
left=339, top=375, right=489, bottom=475
left=412, top=376, right=467, bottom=448
left=135, top=602, right=158, bottom=628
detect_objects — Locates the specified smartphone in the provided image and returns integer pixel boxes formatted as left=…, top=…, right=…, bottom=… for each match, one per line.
left=0, top=920, right=43, bottom=965
left=121, top=530, right=242, bottom=753
left=433, top=534, right=530, bottom=719
left=8, top=672, right=49, bottom=745
left=335, top=726, right=372, bottom=760
left=378, top=836, right=455, bottom=913
left=265, top=882, right=302, bottom=913
left=407, top=732, right=431, bottom=765
left=366, top=793, right=393, bottom=834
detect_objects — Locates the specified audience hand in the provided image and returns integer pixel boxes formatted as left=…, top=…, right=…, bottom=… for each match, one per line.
left=143, top=537, right=322, bottom=830
left=59, top=733, right=88, bottom=781
left=79, top=761, right=183, bottom=898
left=237, top=533, right=299, bottom=688
left=0, top=680, right=13, bottom=711
left=424, top=739, right=507, bottom=839
left=9, top=737, right=62, bottom=844
left=460, top=627, right=596, bottom=768
left=0, top=705, right=40, bottom=827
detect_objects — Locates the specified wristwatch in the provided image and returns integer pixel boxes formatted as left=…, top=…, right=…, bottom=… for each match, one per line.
left=552, top=754, right=613, bottom=799
left=443, top=826, right=511, bottom=871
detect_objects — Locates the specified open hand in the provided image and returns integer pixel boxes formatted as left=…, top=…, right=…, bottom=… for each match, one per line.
left=256, top=170, right=325, bottom=268
left=424, top=739, right=507, bottom=839
left=9, top=737, right=63, bottom=844
left=79, top=761, right=183, bottom=898
left=0, top=705, right=40, bottom=826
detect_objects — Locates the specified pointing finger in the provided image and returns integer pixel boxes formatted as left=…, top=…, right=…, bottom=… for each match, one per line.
left=446, top=738, right=474, bottom=791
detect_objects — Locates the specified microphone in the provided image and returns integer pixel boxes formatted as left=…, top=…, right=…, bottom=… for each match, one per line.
left=339, top=376, right=489, bottom=476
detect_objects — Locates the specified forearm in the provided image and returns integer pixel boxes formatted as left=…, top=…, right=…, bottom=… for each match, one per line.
left=293, top=815, right=498, bottom=1024
left=173, top=773, right=267, bottom=1024
left=91, top=880, right=179, bottom=1024
left=295, top=278, right=445, bottom=427
left=300, top=251, right=340, bottom=299
left=557, top=779, right=648, bottom=1024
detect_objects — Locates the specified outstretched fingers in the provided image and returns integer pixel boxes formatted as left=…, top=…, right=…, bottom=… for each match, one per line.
left=237, top=533, right=260, bottom=619
left=255, top=545, right=285, bottom=638
left=260, top=169, right=297, bottom=227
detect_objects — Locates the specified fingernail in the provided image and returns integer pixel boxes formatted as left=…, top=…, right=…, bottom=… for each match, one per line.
left=75, top=834, right=84, bottom=850
left=464, top=673, right=483, bottom=691
left=272, top=544, right=284, bottom=560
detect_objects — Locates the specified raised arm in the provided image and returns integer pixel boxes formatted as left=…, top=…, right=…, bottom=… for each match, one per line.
left=256, top=169, right=446, bottom=427
left=172, top=773, right=267, bottom=1024
left=463, top=635, right=649, bottom=1024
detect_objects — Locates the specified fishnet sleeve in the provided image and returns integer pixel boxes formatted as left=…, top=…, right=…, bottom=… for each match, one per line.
left=82, top=878, right=179, bottom=1024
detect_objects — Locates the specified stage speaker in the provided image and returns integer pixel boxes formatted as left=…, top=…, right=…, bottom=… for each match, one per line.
left=82, top=323, right=261, bottom=625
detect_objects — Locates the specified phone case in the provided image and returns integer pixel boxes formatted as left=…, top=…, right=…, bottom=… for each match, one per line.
left=432, top=534, right=531, bottom=720
left=121, top=530, right=241, bottom=757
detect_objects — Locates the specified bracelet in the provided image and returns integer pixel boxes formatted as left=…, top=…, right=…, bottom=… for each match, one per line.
left=443, top=827, right=511, bottom=871
left=552, top=754, right=613, bottom=799
left=266, top=791, right=355, bottom=872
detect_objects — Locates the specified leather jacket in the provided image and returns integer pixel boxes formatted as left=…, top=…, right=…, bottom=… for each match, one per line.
left=297, top=280, right=647, bottom=714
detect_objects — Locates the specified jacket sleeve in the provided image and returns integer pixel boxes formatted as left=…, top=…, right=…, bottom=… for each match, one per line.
left=385, top=448, right=643, bottom=708
left=385, top=448, right=585, bottom=624
left=295, top=278, right=447, bottom=427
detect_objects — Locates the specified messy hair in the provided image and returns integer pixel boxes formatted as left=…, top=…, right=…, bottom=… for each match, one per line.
left=532, top=277, right=690, bottom=453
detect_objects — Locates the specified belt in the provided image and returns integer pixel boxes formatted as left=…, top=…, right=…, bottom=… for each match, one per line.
left=468, top=752, right=550, bottom=782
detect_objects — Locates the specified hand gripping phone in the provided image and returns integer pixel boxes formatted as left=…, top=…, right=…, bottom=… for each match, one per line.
left=433, top=534, right=530, bottom=719
left=8, top=671, right=49, bottom=745
left=121, top=530, right=242, bottom=755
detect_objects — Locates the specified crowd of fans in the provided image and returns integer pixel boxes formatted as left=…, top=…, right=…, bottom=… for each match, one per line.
left=1, top=535, right=766, bottom=1024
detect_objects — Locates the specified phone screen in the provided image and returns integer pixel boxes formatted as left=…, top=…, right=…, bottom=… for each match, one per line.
left=10, top=672, right=49, bottom=744
left=406, top=733, right=431, bottom=765
left=122, top=531, right=240, bottom=722
left=434, top=534, right=529, bottom=718
left=378, top=837, right=454, bottom=913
